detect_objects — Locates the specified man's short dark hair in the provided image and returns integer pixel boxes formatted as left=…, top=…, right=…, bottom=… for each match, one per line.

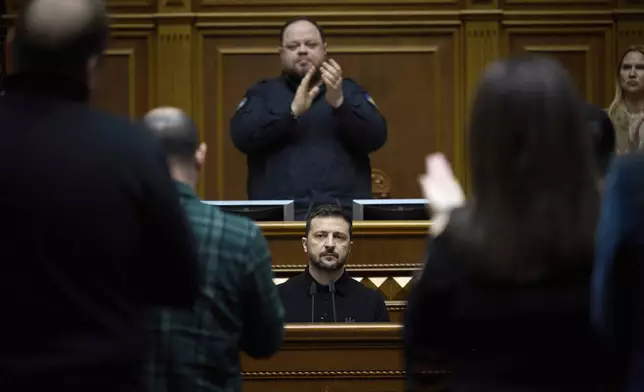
left=144, top=110, right=199, bottom=164
left=305, top=205, right=352, bottom=238
left=279, top=16, right=325, bottom=44
left=585, top=104, right=616, bottom=177
left=13, top=0, right=108, bottom=76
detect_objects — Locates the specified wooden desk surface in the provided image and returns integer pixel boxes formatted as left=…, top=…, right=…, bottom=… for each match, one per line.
left=241, top=323, right=449, bottom=392
left=259, top=221, right=430, bottom=322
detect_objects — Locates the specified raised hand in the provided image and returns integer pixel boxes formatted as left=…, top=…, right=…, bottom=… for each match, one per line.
left=321, top=59, right=343, bottom=108
left=418, top=153, right=465, bottom=215
left=291, top=67, right=321, bottom=117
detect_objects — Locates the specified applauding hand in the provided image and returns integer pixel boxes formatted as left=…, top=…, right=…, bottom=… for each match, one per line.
left=321, top=59, right=344, bottom=108
left=291, top=67, right=321, bottom=117
left=418, top=153, right=465, bottom=235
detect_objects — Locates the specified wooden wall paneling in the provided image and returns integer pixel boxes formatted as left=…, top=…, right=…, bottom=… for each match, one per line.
left=465, top=0, right=499, bottom=8
left=197, top=15, right=464, bottom=202
left=617, top=0, right=644, bottom=9
left=502, top=13, right=614, bottom=106
left=615, top=11, right=644, bottom=57
left=156, top=23, right=194, bottom=113
left=92, top=25, right=156, bottom=119
left=462, top=13, right=501, bottom=193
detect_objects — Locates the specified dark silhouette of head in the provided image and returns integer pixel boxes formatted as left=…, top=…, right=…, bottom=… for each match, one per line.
left=144, top=107, right=206, bottom=186
left=460, top=54, right=599, bottom=281
left=12, top=0, right=108, bottom=83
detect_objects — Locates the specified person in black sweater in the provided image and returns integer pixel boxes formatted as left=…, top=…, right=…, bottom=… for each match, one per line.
left=278, top=205, right=389, bottom=323
left=0, top=1, right=198, bottom=391
left=405, top=55, right=622, bottom=391
left=230, top=17, right=387, bottom=219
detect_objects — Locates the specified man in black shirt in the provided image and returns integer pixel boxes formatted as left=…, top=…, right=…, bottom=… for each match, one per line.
left=0, top=1, right=198, bottom=390
left=278, top=205, right=389, bottom=323
left=230, top=17, right=387, bottom=219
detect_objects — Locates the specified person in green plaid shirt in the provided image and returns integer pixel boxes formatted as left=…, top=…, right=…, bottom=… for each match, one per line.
left=143, top=107, right=285, bottom=392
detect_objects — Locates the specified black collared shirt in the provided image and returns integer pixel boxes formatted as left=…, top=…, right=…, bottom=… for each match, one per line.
left=229, top=74, right=387, bottom=216
left=277, top=267, right=389, bottom=323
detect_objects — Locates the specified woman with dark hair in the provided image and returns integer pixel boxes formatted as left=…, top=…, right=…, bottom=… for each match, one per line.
left=405, top=55, right=621, bottom=391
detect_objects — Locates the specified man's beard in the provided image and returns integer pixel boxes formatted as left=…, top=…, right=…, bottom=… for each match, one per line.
left=284, top=64, right=322, bottom=85
left=309, top=252, right=347, bottom=272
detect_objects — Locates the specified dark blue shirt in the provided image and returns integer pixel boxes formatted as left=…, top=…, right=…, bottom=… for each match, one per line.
left=230, top=74, right=387, bottom=215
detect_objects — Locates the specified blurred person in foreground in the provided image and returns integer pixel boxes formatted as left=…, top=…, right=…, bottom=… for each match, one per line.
left=592, top=150, right=644, bottom=391
left=404, top=54, right=621, bottom=391
left=0, top=1, right=199, bottom=391
left=144, top=107, right=285, bottom=392
left=585, top=103, right=616, bottom=185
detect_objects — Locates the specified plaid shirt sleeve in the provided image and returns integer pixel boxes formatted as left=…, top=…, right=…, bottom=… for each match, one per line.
left=239, top=224, right=285, bottom=358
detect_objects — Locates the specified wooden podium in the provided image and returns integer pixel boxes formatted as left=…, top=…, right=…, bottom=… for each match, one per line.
left=258, top=221, right=430, bottom=322
left=241, top=323, right=449, bottom=392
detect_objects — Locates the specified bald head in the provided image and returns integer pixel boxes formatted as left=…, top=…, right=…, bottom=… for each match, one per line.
left=144, top=107, right=200, bottom=164
left=14, top=0, right=108, bottom=75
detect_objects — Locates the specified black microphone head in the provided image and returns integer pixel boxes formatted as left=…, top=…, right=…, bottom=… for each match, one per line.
left=328, top=280, right=336, bottom=293
left=309, top=281, right=317, bottom=295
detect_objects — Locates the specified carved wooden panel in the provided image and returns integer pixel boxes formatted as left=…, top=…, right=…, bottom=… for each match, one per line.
left=197, top=25, right=462, bottom=202
left=504, top=0, right=609, bottom=4
left=92, top=32, right=154, bottom=119
left=616, top=20, right=644, bottom=59
left=241, top=324, right=451, bottom=392
left=503, top=26, right=613, bottom=106
left=198, top=0, right=458, bottom=6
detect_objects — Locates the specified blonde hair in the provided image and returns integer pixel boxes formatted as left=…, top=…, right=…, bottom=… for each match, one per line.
left=608, top=46, right=644, bottom=118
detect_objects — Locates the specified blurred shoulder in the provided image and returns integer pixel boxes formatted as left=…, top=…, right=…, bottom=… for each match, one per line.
left=201, top=206, right=267, bottom=251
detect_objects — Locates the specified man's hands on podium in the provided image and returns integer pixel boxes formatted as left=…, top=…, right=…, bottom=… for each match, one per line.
left=290, top=59, right=344, bottom=117
left=418, top=153, right=465, bottom=236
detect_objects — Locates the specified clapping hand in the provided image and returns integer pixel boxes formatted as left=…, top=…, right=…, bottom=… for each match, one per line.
left=291, top=67, right=321, bottom=117
left=418, top=153, right=465, bottom=235
left=321, top=59, right=343, bottom=108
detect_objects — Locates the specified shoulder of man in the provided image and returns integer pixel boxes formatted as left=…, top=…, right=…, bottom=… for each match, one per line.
left=83, top=108, right=164, bottom=158
left=205, top=207, right=272, bottom=264
left=342, top=78, right=379, bottom=109
left=235, top=77, right=282, bottom=111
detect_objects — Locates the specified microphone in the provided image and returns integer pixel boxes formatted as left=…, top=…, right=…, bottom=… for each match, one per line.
left=309, top=282, right=317, bottom=323
left=328, top=280, right=338, bottom=323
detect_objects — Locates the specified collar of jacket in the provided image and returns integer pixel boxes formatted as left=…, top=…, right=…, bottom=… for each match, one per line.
left=304, top=265, right=350, bottom=297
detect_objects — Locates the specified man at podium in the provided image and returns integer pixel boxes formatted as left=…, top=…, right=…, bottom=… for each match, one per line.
left=278, top=205, right=389, bottom=322
left=230, top=17, right=387, bottom=220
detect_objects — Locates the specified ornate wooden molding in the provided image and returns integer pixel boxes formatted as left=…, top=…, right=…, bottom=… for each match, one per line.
left=241, top=369, right=450, bottom=379
left=273, top=263, right=423, bottom=270
left=258, top=221, right=430, bottom=236
left=242, top=370, right=403, bottom=379
left=158, top=0, right=192, bottom=13
left=156, top=25, right=193, bottom=112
